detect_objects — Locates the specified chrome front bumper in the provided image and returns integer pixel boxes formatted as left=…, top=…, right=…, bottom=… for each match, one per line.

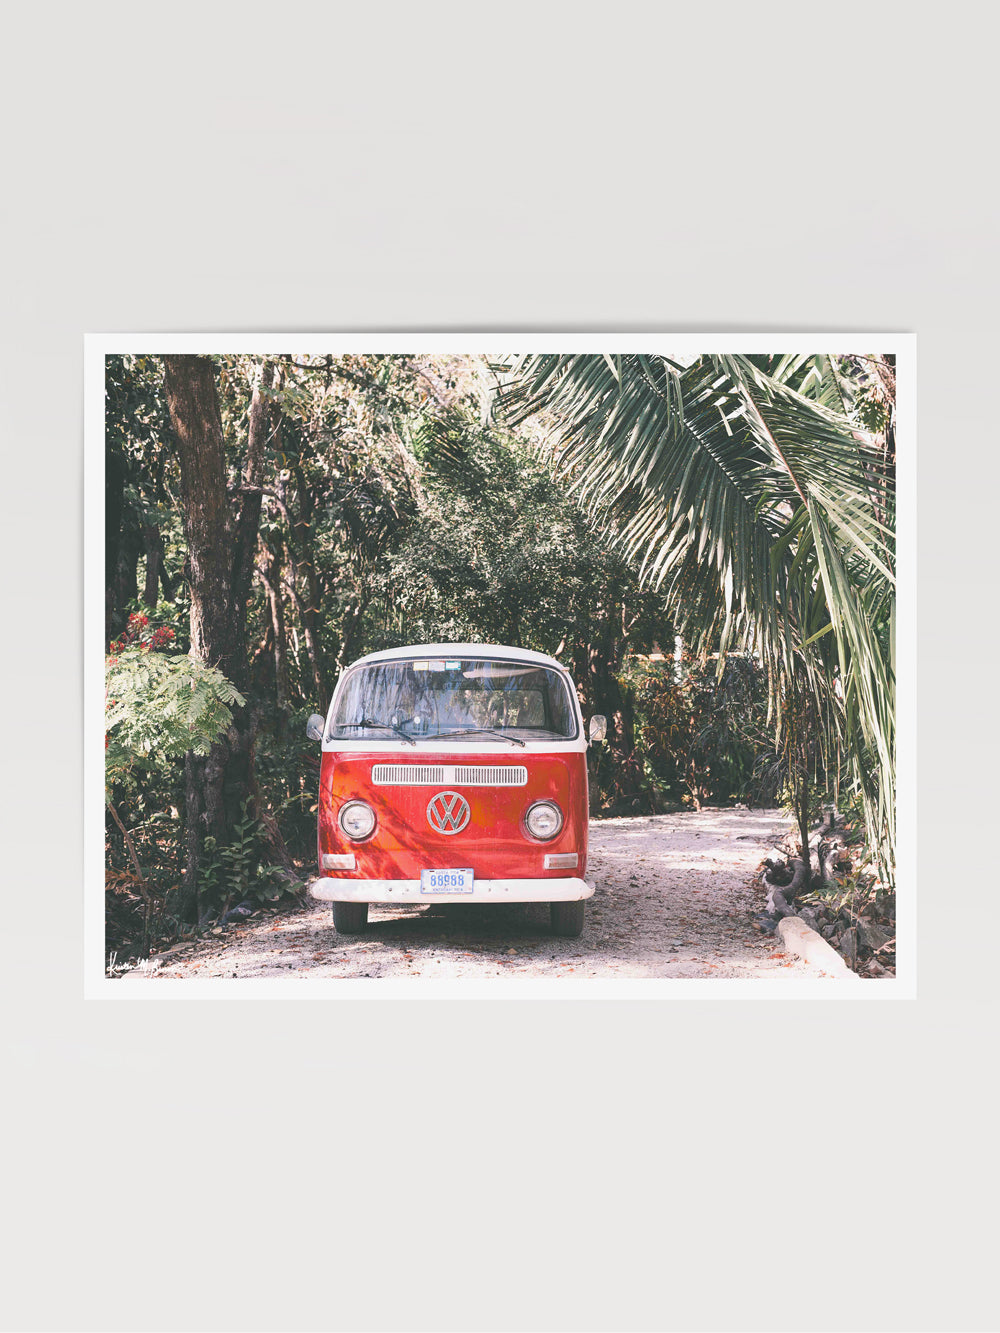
left=309, top=876, right=594, bottom=904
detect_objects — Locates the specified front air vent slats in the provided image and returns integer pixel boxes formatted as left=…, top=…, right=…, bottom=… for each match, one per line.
left=454, top=766, right=528, bottom=786
left=372, top=764, right=528, bottom=787
left=371, top=765, right=445, bottom=786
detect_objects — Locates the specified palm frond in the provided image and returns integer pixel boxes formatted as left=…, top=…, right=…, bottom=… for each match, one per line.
left=497, top=351, right=896, bottom=884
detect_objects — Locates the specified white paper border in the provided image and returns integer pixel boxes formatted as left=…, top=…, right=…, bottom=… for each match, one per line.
left=85, top=333, right=915, bottom=1001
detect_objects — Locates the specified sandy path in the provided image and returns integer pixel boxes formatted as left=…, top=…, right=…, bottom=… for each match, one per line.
left=126, top=807, right=835, bottom=981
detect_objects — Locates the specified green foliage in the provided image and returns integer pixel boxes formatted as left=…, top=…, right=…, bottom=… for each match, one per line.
left=253, top=708, right=323, bottom=859
left=218, top=801, right=257, bottom=893
left=214, top=352, right=426, bottom=699
left=799, top=868, right=893, bottom=932
left=199, top=801, right=293, bottom=914
left=105, top=646, right=246, bottom=795
left=105, top=349, right=898, bottom=956
left=624, top=652, right=766, bottom=807
left=852, top=383, right=890, bottom=435
left=374, top=409, right=666, bottom=661
left=498, top=352, right=896, bottom=887
left=195, top=843, right=221, bottom=905
left=105, top=356, right=187, bottom=637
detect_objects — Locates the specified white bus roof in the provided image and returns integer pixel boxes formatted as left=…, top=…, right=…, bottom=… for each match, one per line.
left=347, top=643, right=569, bottom=671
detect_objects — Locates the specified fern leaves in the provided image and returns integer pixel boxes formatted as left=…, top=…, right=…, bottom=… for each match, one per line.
left=105, top=649, right=247, bottom=787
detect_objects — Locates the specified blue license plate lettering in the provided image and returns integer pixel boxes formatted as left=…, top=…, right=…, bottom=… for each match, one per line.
left=420, top=868, right=474, bottom=894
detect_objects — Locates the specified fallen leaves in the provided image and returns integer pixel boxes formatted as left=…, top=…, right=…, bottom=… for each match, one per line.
left=124, top=811, right=800, bottom=981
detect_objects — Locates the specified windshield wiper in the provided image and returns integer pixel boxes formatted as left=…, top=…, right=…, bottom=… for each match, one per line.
left=437, top=727, right=527, bottom=748
left=337, top=718, right=416, bottom=746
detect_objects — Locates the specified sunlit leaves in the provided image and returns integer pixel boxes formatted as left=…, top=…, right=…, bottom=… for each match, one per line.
left=497, top=351, right=896, bottom=884
left=105, top=649, right=246, bottom=798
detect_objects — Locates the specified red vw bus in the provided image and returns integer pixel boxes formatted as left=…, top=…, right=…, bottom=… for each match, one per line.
left=306, top=644, right=605, bottom=937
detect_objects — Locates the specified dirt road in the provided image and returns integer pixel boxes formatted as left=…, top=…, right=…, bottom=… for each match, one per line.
left=124, top=806, right=839, bottom=982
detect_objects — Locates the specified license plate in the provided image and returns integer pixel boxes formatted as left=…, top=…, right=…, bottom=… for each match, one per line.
left=420, top=868, right=475, bottom=894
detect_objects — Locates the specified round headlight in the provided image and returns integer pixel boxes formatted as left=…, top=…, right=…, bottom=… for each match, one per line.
left=338, top=800, right=376, bottom=840
left=524, top=800, right=563, bottom=841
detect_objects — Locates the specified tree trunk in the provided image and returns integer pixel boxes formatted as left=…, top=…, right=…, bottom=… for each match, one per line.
left=587, top=621, right=644, bottom=806
left=162, top=356, right=238, bottom=677
left=794, top=763, right=812, bottom=880
left=287, top=463, right=328, bottom=704
left=105, top=445, right=128, bottom=643
left=258, top=552, right=292, bottom=712
left=112, top=525, right=142, bottom=630
left=162, top=355, right=278, bottom=912
left=141, top=522, right=165, bottom=606
left=232, top=362, right=278, bottom=671
left=336, top=591, right=372, bottom=674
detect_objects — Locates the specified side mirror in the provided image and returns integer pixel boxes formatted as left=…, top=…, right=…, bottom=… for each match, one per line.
left=305, top=713, right=325, bottom=742
left=588, top=714, right=607, bottom=744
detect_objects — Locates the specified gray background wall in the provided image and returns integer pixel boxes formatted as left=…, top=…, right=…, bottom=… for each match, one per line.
left=2, top=3, right=995, bottom=1331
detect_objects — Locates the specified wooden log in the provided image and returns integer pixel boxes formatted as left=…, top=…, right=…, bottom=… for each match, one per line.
left=818, top=840, right=839, bottom=887
left=764, top=858, right=808, bottom=914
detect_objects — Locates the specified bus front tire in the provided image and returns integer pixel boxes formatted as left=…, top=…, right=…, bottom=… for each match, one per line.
left=550, top=900, right=585, bottom=937
left=333, top=901, right=368, bottom=934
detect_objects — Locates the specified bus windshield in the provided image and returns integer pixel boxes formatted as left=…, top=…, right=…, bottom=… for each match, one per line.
left=327, top=656, right=578, bottom=742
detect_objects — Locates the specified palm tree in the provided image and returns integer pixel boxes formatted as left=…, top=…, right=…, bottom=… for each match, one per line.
left=497, top=352, right=895, bottom=885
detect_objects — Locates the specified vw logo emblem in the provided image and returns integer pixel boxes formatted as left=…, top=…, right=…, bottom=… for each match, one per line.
left=426, top=791, right=471, bottom=835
